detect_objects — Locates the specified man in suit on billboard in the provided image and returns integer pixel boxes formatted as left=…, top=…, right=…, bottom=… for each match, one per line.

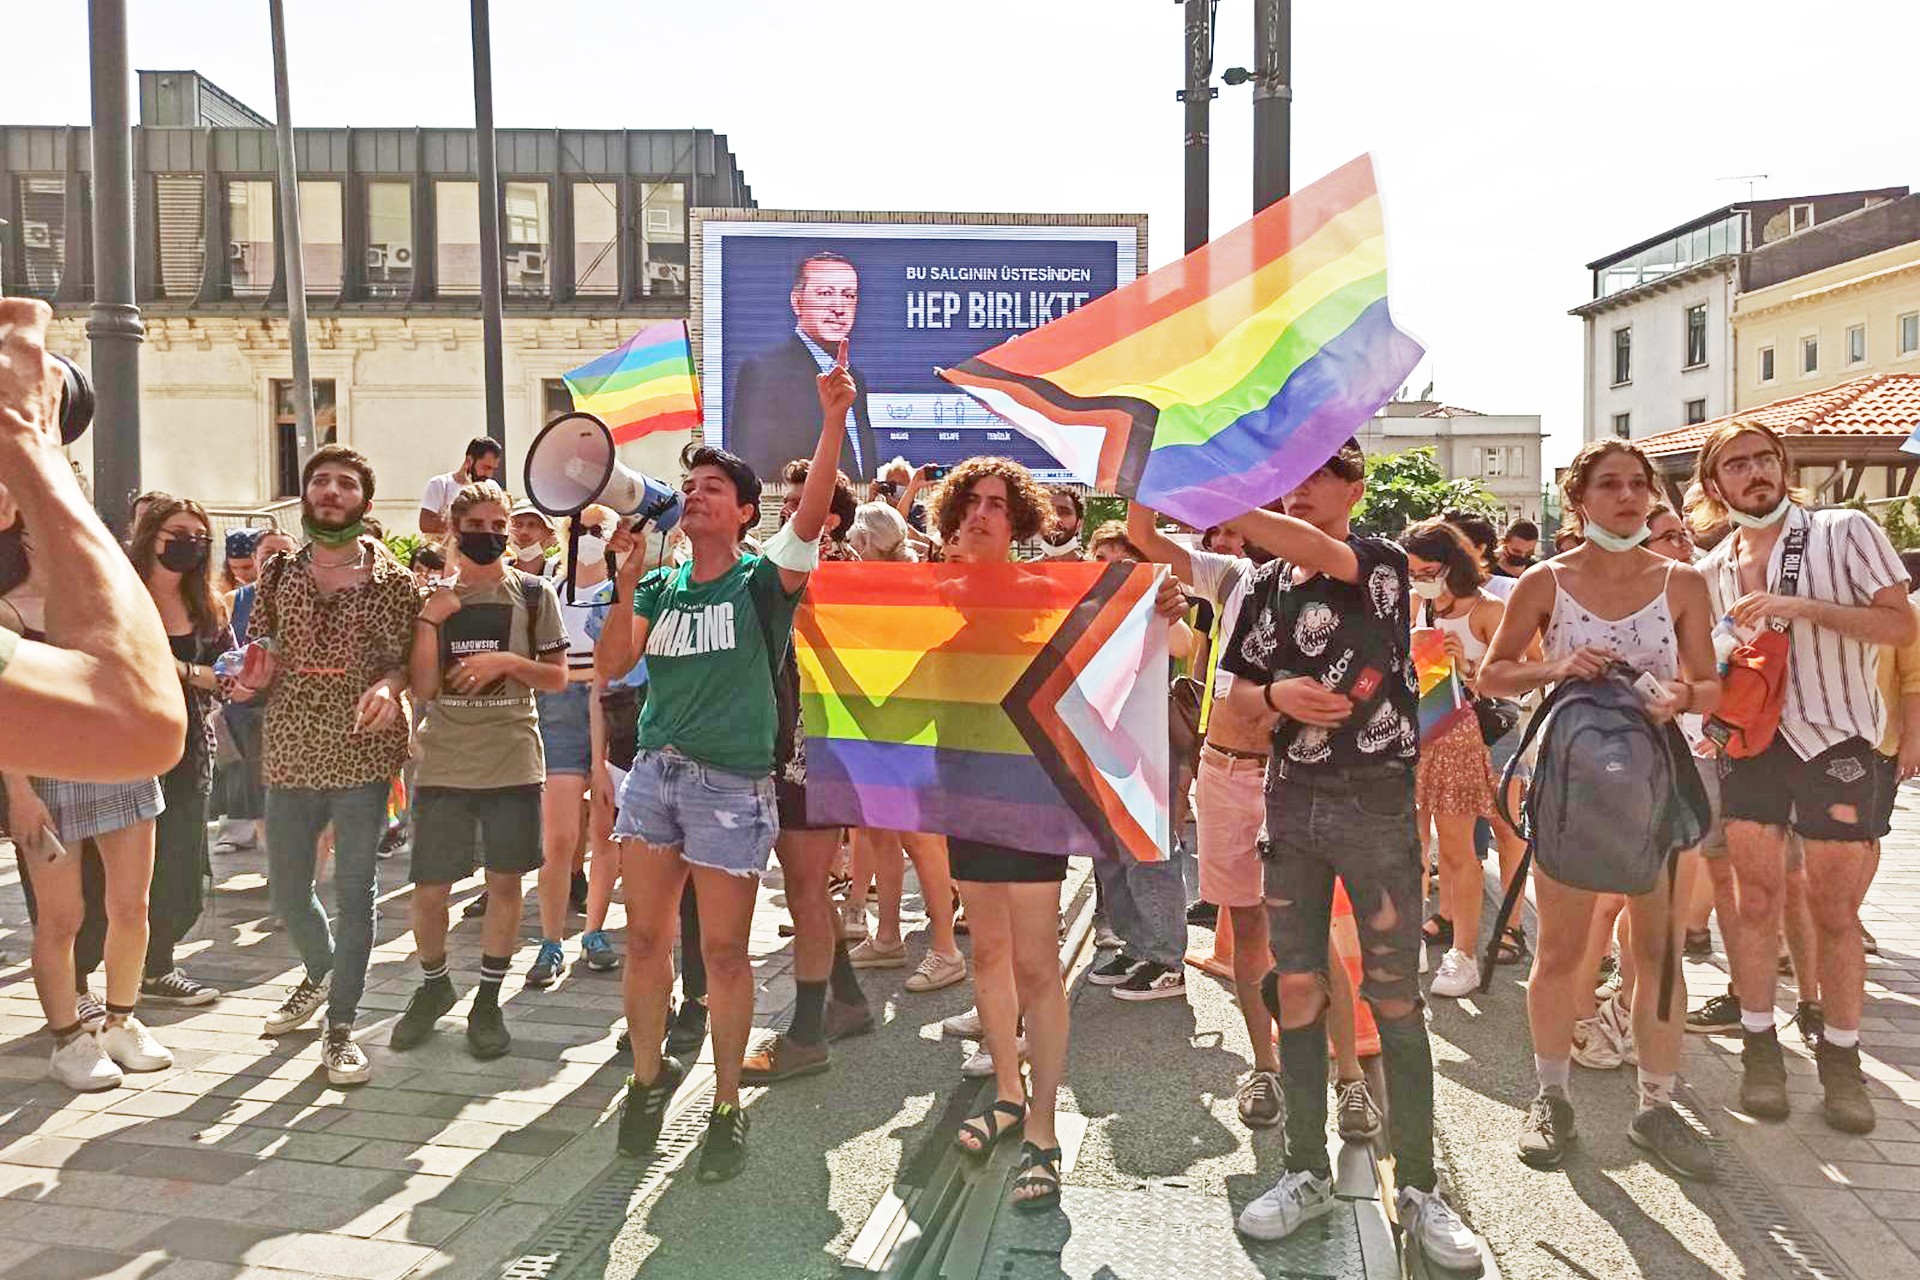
left=728, top=251, right=880, bottom=483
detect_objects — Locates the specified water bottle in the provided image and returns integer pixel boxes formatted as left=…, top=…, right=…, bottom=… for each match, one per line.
left=1711, top=615, right=1741, bottom=674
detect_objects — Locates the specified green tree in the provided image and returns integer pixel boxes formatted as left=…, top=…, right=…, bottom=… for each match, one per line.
left=1351, top=446, right=1503, bottom=538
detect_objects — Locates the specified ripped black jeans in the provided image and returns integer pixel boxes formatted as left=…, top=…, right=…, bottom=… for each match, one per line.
left=1263, top=761, right=1436, bottom=1190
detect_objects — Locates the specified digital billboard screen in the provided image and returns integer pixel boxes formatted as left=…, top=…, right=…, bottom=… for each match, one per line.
left=696, top=215, right=1142, bottom=484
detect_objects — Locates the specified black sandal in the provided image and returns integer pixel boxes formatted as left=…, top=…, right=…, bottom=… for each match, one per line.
left=1011, top=1141, right=1062, bottom=1212
left=1495, top=925, right=1527, bottom=965
left=954, top=1098, right=1026, bottom=1158
left=1422, top=914, right=1454, bottom=948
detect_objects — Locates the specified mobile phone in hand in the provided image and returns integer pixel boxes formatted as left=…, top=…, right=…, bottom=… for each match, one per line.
left=28, top=824, right=72, bottom=865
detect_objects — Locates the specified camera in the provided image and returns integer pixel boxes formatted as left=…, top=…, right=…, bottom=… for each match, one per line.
left=922, top=463, right=948, bottom=481
left=53, top=354, right=92, bottom=445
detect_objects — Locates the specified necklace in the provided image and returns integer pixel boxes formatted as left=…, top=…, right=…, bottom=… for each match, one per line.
left=312, top=542, right=367, bottom=571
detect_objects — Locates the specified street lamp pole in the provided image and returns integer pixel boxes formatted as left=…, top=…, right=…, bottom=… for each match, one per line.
left=1178, top=0, right=1215, bottom=254
left=1253, top=0, right=1291, bottom=210
left=268, top=0, right=316, bottom=465
left=470, top=0, right=507, bottom=448
left=85, top=0, right=143, bottom=533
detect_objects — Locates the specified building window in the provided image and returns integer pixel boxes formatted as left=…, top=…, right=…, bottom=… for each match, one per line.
left=226, top=179, right=275, bottom=298
left=1790, top=203, right=1814, bottom=234
left=637, top=181, right=687, bottom=297
left=542, top=378, right=573, bottom=423
left=1509, top=445, right=1525, bottom=477
left=365, top=181, right=414, bottom=298
left=1684, top=398, right=1706, bottom=425
left=155, top=174, right=206, bottom=298
left=298, top=180, right=342, bottom=295
left=270, top=379, right=338, bottom=499
left=572, top=182, right=619, bottom=297
left=1684, top=303, right=1708, bottom=367
left=1482, top=447, right=1506, bottom=478
left=434, top=180, right=481, bottom=297
left=1759, top=345, right=1776, bottom=382
left=1801, top=335, right=1819, bottom=375
left=1612, top=327, right=1632, bottom=385
left=16, top=176, right=70, bottom=295
left=503, top=181, right=550, bottom=299
left=1612, top=412, right=1631, bottom=438
left=1901, top=312, right=1919, bottom=356
left=1846, top=323, right=1866, bottom=365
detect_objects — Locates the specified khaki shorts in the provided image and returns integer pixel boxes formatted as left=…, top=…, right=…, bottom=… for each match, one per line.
left=1196, top=747, right=1268, bottom=908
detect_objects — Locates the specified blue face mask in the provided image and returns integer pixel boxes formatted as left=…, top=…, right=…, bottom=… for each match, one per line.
left=1582, top=519, right=1650, bottom=553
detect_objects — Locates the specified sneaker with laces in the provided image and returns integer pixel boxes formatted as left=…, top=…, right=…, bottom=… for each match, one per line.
left=1088, top=953, right=1142, bottom=987
left=49, top=1030, right=122, bottom=1092
left=839, top=902, right=868, bottom=941
left=1396, top=1185, right=1482, bottom=1272
left=467, top=1002, right=511, bottom=1060
left=1740, top=1028, right=1791, bottom=1120
left=1629, top=1103, right=1716, bottom=1179
left=697, top=1102, right=751, bottom=1182
left=941, top=1006, right=983, bottom=1039
left=100, top=1016, right=172, bottom=1071
left=1336, top=1077, right=1384, bottom=1142
left=1112, top=960, right=1187, bottom=1002
left=1237, top=1168, right=1335, bottom=1240
left=1572, top=1015, right=1623, bottom=1070
left=526, top=940, right=566, bottom=990
left=141, top=968, right=219, bottom=1007
left=961, top=1037, right=1027, bottom=1078
left=1595, top=992, right=1637, bottom=1066
left=617, top=1057, right=688, bottom=1158
left=322, top=1025, right=372, bottom=1085
left=1686, top=988, right=1741, bottom=1035
left=389, top=981, right=458, bottom=1052
left=665, top=999, right=709, bottom=1056
left=905, top=949, right=967, bottom=993
left=1516, top=1090, right=1576, bottom=1168
left=1815, top=1040, right=1876, bottom=1134
left=74, top=990, right=106, bottom=1030
left=264, top=974, right=331, bottom=1035
left=1795, top=1000, right=1825, bottom=1049
left=1428, top=948, right=1480, bottom=999
left=847, top=938, right=907, bottom=969
left=582, top=930, right=621, bottom=972
left=1237, top=1069, right=1283, bottom=1129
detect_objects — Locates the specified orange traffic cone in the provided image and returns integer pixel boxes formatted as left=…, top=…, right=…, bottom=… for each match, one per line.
left=1185, top=903, right=1236, bottom=978
left=1331, top=878, right=1381, bottom=1056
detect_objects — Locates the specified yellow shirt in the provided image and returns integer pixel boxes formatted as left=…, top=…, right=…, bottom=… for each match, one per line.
left=1874, top=602, right=1920, bottom=756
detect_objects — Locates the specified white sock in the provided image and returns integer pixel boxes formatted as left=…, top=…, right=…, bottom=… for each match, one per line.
left=1535, top=1055, right=1571, bottom=1097
left=1824, top=1025, right=1860, bottom=1049
left=1740, top=1009, right=1775, bottom=1035
left=1636, top=1069, right=1676, bottom=1113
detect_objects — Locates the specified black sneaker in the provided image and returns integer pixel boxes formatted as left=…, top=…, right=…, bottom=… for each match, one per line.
left=467, top=1002, right=511, bottom=1061
left=1112, top=960, right=1187, bottom=1002
left=389, top=981, right=458, bottom=1051
left=1186, top=900, right=1219, bottom=928
left=1516, top=1090, right=1577, bottom=1169
left=617, top=1057, right=688, bottom=1158
left=697, top=1102, right=751, bottom=1182
left=1628, top=1103, right=1716, bottom=1181
left=1795, top=1000, right=1825, bottom=1049
left=1740, top=1028, right=1791, bottom=1121
left=1682, top=928, right=1713, bottom=961
left=1686, top=988, right=1741, bottom=1035
left=1088, top=954, right=1142, bottom=987
left=461, top=891, right=489, bottom=921
left=569, top=870, right=589, bottom=914
left=1815, top=1040, right=1876, bottom=1134
left=141, top=969, right=219, bottom=1007
left=666, top=1000, right=709, bottom=1057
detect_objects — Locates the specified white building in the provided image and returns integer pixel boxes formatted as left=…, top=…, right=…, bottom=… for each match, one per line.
left=1358, top=400, right=1546, bottom=525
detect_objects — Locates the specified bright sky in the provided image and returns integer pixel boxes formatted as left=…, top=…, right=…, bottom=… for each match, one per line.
left=6, top=0, right=1913, bottom=468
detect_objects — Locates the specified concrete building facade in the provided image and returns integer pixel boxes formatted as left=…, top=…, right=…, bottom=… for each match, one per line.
left=1358, top=400, right=1546, bottom=525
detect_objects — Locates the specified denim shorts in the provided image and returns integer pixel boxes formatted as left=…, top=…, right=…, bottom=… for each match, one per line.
left=536, top=681, right=594, bottom=777
left=613, top=747, right=777, bottom=877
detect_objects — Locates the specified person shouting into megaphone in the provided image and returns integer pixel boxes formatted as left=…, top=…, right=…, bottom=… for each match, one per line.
left=595, top=342, right=855, bottom=1185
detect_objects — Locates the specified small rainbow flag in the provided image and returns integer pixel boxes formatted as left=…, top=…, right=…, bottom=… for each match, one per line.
left=1411, top=627, right=1470, bottom=744
left=939, top=154, right=1422, bottom=529
left=794, top=560, right=1170, bottom=862
left=562, top=321, right=702, bottom=445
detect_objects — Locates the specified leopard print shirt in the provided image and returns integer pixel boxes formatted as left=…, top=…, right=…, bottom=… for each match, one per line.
left=247, top=543, right=420, bottom=790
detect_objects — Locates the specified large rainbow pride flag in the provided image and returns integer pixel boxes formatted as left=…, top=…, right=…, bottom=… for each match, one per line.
left=939, top=155, right=1422, bottom=529
left=794, top=560, right=1170, bottom=862
left=562, top=321, right=702, bottom=445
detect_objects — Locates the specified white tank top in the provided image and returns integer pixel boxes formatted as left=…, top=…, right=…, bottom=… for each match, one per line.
left=1425, top=600, right=1488, bottom=662
left=1542, top=563, right=1680, bottom=681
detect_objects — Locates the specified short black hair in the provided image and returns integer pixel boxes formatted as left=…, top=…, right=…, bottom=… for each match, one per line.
left=303, top=444, right=376, bottom=502
left=1442, top=509, right=1498, bottom=557
left=1049, top=485, right=1085, bottom=520
left=465, top=437, right=502, bottom=463
left=780, top=458, right=859, bottom=542
left=1504, top=518, right=1539, bottom=542
left=681, top=442, right=762, bottom=536
left=410, top=545, right=446, bottom=571
left=792, top=251, right=855, bottom=293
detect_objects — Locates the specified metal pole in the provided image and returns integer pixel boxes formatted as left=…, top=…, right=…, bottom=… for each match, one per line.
left=268, top=0, right=316, bottom=464
left=470, top=0, right=507, bottom=447
left=1180, top=0, right=1214, bottom=254
left=85, top=0, right=144, bottom=534
left=1253, top=0, right=1292, bottom=210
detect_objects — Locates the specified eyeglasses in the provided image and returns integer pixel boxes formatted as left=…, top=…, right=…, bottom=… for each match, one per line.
left=1715, top=450, right=1784, bottom=479
left=1650, top=530, right=1692, bottom=549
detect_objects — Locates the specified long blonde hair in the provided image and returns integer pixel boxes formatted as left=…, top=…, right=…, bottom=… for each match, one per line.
left=1687, top=420, right=1810, bottom=536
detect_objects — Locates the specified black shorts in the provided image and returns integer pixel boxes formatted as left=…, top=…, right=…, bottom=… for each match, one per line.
left=601, top=687, right=640, bottom=774
left=1721, top=735, right=1891, bottom=843
left=948, top=838, right=1067, bottom=884
left=1876, top=751, right=1901, bottom=832
left=774, top=778, right=840, bottom=833
left=410, top=785, right=545, bottom=884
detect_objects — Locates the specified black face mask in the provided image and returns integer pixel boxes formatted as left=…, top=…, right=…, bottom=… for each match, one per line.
left=0, top=518, right=28, bottom=597
left=458, top=531, right=510, bottom=565
left=158, top=537, right=211, bottom=574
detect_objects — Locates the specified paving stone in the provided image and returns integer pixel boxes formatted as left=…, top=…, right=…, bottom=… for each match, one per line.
left=252, top=1231, right=436, bottom=1280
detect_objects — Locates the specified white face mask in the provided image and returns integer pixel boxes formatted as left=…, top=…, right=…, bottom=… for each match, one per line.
left=1727, top=494, right=1793, bottom=530
left=1410, top=578, right=1448, bottom=600
left=574, top=533, right=608, bottom=565
left=514, top=543, right=545, bottom=564
left=1582, top=518, right=1650, bottom=553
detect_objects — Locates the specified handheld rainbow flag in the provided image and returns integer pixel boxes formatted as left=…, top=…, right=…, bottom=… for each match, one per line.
left=794, top=560, right=1170, bottom=862
left=1411, top=627, right=1470, bottom=743
left=938, top=154, right=1422, bottom=529
left=562, top=321, right=702, bottom=445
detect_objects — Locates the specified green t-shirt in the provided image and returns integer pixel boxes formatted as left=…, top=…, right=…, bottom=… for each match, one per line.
left=633, top=544, right=802, bottom=777
left=415, top=568, right=568, bottom=789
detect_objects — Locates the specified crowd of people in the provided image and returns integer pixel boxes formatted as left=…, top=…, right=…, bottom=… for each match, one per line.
left=0, top=298, right=1909, bottom=1265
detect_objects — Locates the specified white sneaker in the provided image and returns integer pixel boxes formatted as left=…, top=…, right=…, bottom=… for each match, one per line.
left=1396, top=1185, right=1481, bottom=1272
left=99, top=1016, right=172, bottom=1072
left=1595, top=991, right=1638, bottom=1066
left=1572, top=1014, right=1624, bottom=1070
left=1237, top=1168, right=1335, bottom=1240
left=263, top=974, right=330, bottom=1035
left=321, top=1025, right=372, bottom=1086
left=961, top=1036, right=1028, bottom=1078
left=1419, top=939, right=1430, bottom=974
left=847, top=938, right=907, bottom=969
left=49, top=1030, right=123, bottom=1092
left=941, top=1006, right=983, bottom=1039
left=840, top=902, right=868, bottom=942
left=905, top=950, right=967, bottom=994
left=1429, top=948, right=1480, bottom=999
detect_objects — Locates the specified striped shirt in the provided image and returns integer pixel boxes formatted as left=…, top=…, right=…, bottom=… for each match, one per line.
left=1699, top=503, right=1909, bottom=760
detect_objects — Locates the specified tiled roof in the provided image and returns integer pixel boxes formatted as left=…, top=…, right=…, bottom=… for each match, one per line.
left=1636, top=373, right=1920, bottom=457
left=1415, top=404, right=1486, bottom=418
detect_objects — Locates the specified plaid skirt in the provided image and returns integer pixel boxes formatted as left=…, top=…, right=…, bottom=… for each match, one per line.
left=30, top=776, right=165, bottom=842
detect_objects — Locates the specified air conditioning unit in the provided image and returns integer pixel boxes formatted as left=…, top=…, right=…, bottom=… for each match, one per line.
left=366, top=245, right=389, bottom=270
left=22, top=222, right=51, bottom=251
left=644, top=207, right=676, bottom=236
left=390, top=245, right=412, bottom=267
left=513, top=249, right=545, bottom=276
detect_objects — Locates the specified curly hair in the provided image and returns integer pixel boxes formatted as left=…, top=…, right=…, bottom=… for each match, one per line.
left=1085, top=520, right=1144, bottom=561
left=930, top=456, right=1051, bottom=544
left=1557, top=439, right=1657, bottom=542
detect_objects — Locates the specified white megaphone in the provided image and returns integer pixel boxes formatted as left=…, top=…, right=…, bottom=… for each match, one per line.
left=523, top=412, right=683, bottom=532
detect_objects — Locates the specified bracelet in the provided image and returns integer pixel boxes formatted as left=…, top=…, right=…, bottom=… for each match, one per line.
left=415, top=617, right=443, bottom=629
left=1262, top=680, right=1282, bottom=714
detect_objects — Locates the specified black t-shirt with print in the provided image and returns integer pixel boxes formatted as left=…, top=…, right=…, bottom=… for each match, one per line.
left=1221, top=535, right=1420, bottom=778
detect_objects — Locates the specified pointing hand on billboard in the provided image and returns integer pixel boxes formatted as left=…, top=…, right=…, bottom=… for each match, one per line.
left=818, top=357, right=857, bottom=421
